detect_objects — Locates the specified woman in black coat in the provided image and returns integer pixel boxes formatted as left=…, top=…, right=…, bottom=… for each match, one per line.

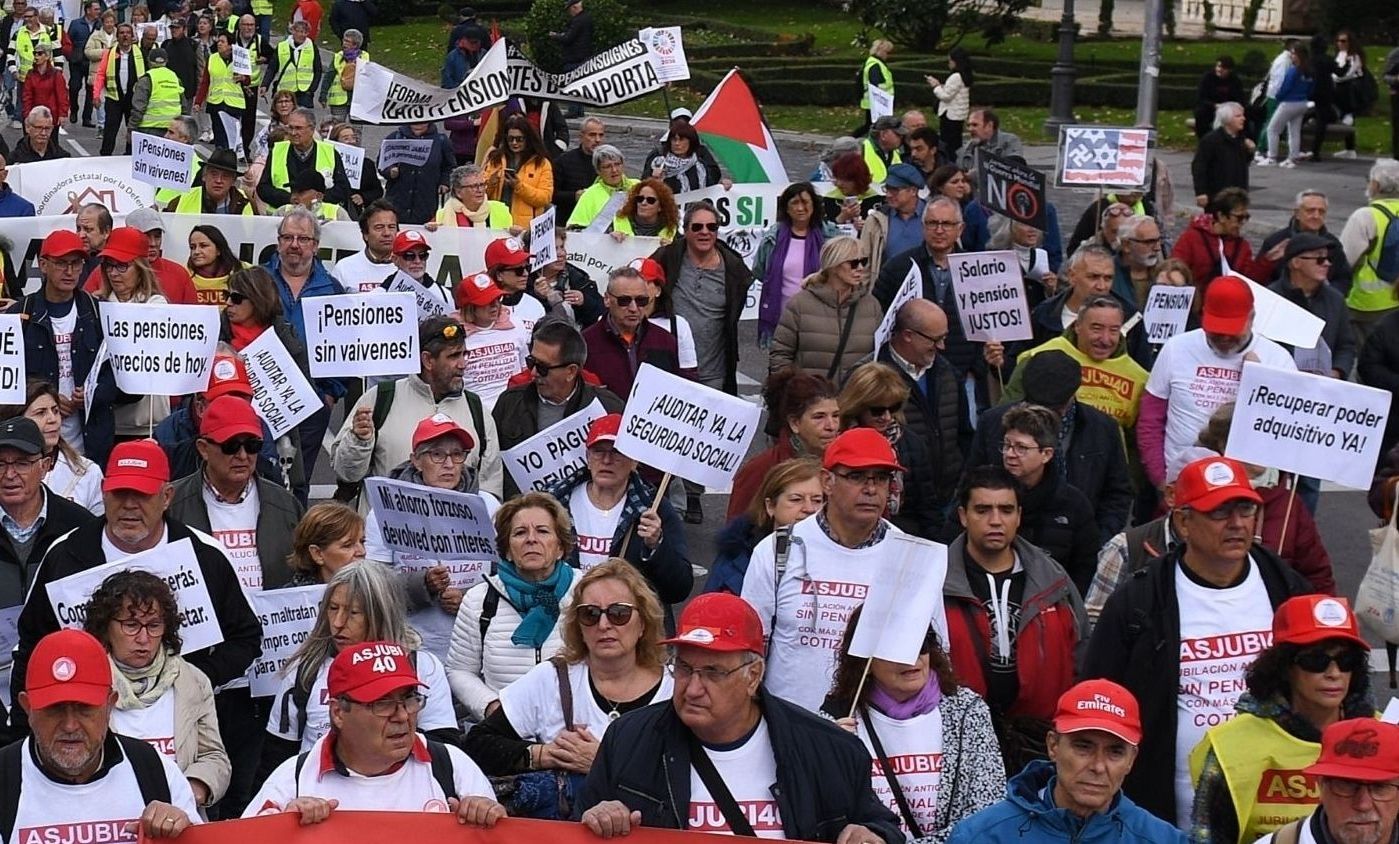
left=1194, top=55, right=1246, bottom=138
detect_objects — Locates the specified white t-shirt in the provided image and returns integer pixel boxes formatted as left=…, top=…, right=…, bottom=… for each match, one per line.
left=855, top=707, right=944, bottom=838
left=650, top=314, right=698, bottom=369
left=741, top=515, right=903, bottom=712
left=101, top=525, right=168, bottom=562
left=510, top=295, right=546, bottom=336
left=1145, top=330, right=1295, bottom=474
left=11, top=736, right=201, bottom=844
left=111, top=690, right=178, bottom=759
left=1172, top=557, right=1275, bottom=829
left=244, top=733, right=494, bottom=817
left=333, top=250, right=397, bottom=294
left=267, top=651, right=458, bottom=750
left=45, top=450, right=104, bottom=515
left=463, top=322, right=528, bottom=410
left=499, top=659, right=672, bottom=743
left=568, top=485, right=621, bottom=571
left=687, top=718, right=786, bottom=838
left=50, top=306, right=83, bottom=451
left=203, top=482, right=263, bottom=591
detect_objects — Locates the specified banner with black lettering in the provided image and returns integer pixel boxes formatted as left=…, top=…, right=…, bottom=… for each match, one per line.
left=100, top=302, right=222, bottom=395
left=364, top=477, right=497, bottom=560
left=948, top=251, right=1033, bottom=342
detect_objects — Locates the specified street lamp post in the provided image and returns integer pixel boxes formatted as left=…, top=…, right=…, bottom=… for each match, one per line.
left=1044, top=0, right=1078, bottom=135
left=1135, top=0, right=1165, bottom=127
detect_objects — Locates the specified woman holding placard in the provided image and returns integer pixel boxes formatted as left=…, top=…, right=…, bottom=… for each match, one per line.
left=706, top=457, right=824, bottom=595
left=7, top=379, right=105, bottom=514
left=84, top=570, right=230, bottom=812
left=769, top=236, right=882, bottom=381
left=93, top=227, right=171, bottom=441
left=824, top=607, right=1004, bottom=842
left=326, top=122, right=383, bottom=218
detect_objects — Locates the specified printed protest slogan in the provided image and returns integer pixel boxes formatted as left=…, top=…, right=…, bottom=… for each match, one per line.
left=873, top=263, right=922, bottom=350
left=977, top=150, right=1046, bottom=231
left=1143, top=284, right=1195, bottom=344
left=947, top=251, right=1033, bottom=342
left=0, top=315, right=26, bottom=404
left=502, top=399, right=607, bottom=492
left=303, top=292, right=419, bottom=379
left=100, top=302, right=221, bottom=395
left=238, top=329, right=320, bottom=438
left=364, top=477, right=497, bottom=561
left=247, top=586, right=323, bottom=698
left=130, top=135, right=195, bottom=192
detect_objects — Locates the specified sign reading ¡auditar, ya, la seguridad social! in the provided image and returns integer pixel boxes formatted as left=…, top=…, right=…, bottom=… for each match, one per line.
left=948, top=251, right=1033, bottom=342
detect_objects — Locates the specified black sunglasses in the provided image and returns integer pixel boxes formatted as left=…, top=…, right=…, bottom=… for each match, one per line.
left=845, top=258, right=869, bottom=269
left=612, top=295, right=651, bottom=308
left=1294, top=647, right=1367, bottom=674
left=688, top=222, right=719, bottom=233
left=576, top=603, right=635, bottom=627
left=867, top=402, right=903, bottom=416
left=227, top=290, right=248, bottom=305
left=636, top=196, right=659, bottom=205
left=526, top=354, right=570, bottom=375
left=400, top=250, right=430, bottom=261
left=208, top=437, right=263, bottom=455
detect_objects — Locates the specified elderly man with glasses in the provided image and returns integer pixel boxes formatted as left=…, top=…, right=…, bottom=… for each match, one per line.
left=1255, top=720, right=1399, bottom=844
left=581, top=266, right=690, bottom=403
left=257, top=106, right=350, bottom=209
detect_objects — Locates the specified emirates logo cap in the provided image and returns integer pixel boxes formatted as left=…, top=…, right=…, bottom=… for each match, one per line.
left=25, top=630, right=112, bottom=710
left=661, top=593, right=765, bottom=655
left=1053, top=679, right=1142, bottom=745
left=1305, top=719, right=1399, bottom=782
left=1273, top=595, right=1369, bottom=649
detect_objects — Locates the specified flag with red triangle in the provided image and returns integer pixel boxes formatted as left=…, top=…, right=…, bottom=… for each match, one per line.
left=690, top=69, right=787, bottom=184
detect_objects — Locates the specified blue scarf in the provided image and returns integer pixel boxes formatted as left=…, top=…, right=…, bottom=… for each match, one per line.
left=497, top=560, right=574, bottom=649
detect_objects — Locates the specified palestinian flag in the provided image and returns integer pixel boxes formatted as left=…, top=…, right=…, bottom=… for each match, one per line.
left=691, top=69, right=788, bottom=184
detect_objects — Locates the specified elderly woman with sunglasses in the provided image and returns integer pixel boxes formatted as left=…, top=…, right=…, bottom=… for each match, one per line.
left=92, top=227, right=171, bottom=440
left=769, top=235, right=882, bottom=381
left=1189, top=595, right=1375, bottom=844
left=463, top=559, right=672, bottom=780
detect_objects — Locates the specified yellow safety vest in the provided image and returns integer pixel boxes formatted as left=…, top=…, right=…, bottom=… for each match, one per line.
left=250, top=0, right=273, bottom=15
left=138, top=66, right=185, bottom=127
left=270, top=140, right=337, bottom=193
left=861, top=136, right=902, bottom=186
left=15, top=27, right=55, bottom=77
left=327, top=50, right=369, bottom=106
left=205, top=53, right=245, bottom=109
left=276, top=38, right=315, bottom=93
left=314, top=201, right=342, bottom=221
left=173, top=187, right=255, bottom=215
left=235, top=38, right=264, bottom=87
left=104, top=47, right=145, bottom=99
left=859, top=55, right=893, bottom=109
left=1189, top=715, right=1324, bottom=844
left=1015, top=335, right=1148, bottom=428
left=1347, top=198, right=1399, bottom=313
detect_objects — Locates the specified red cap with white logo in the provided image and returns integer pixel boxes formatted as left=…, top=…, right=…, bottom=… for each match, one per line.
left=1273, top=595, right=1369, bottom=649
left=103, top=439, right=171, bottom=495
left=1173, top=456, right=1262, bottom=512
left=1052, top=679, right=1142, bottom=745
left=661, top=593, right=765, bottom=655
left=484, top=236, right=529, bottom=270
left=25, top=629, right=112, bottom=710
left=327, top=641, right=426, bottom=703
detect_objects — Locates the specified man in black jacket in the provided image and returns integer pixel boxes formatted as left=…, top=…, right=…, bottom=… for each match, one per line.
left=1258, top=189, right=1352, bottom=290
left=9, top=439, right=263, bottom=737
left=551, top=0, right=593, bottom=118
left=552, top=117, right=606, bottom=229
left=1083, top=454, right=1312, bottom=826
left=1191, top=102, right=1253, bottom=208
left=576, top=592, right=902, bottom=844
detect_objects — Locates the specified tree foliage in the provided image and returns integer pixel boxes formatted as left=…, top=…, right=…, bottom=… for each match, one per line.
left=848, top=0, right=1034, bottom=52
left=521, top=0, right=633, bottom=73
left=1315, top=0, right=1399, bottom=45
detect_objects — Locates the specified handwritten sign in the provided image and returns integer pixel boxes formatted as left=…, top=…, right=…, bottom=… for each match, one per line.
left=238, top=329, right=319, bottom=438
left=247, top=585, right=322, bottom=698
left=329, top=141, right=364, bottom=190
left=230, top=45, right=253, bottom=77
left=100, top=302, right=221, bottom=395
left=503, top=399, right=607, bottom=492
left=948, top=251, right=1033, bottom=342
left=384, top=271, right=449, bottom=320
left=364, top=477, right=497, bottom=561
left=529, top=205, right=557, bottom=272
left=302, top=292, right=419, bottom=379
left=1143, top=284, right=1195, bottom=344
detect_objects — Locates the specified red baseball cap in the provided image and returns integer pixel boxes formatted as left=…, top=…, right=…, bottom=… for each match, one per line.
left=200, top=395, right=263, bottom=443
left=327, top=641, right=426, bottom=703
left=661, top=593, right=765, bottom=655
left=1173, top=456, right=1262, bottom=512
left=204, top=353, right=253, bottom=402
left=98, top=227, right=150, bottom=263
left=628, top=257, right=666, bottom=287
left=822, top=428, right=906, bottom=472
left=1053, top=679, right=1143, bottom=745
left=103, top=439, right=171, bottom=495
left=455, top=272, right=505, bottom=309
left=25, top=629, right=112, bottom=710
left=1202, top=275, right=1254, bottom=335
left=1305, top=719, right=1399, bottom=782
left=484, top=236, right=529, bottom=270
left=412, top=413, right=474, bottom=451
left=392, top=230, right=430, bottom=255
left=41, top=230, right=87, bottom=259
left=586, top=413, right=622, bottom=448
left=1273, top=595, right=1369, bottom=649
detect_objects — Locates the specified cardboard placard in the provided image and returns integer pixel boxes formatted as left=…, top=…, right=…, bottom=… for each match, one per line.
left=976, top=149, right=1047, bottom=231
left=100, top=302, right=222, bottom=396
left=302, top=292, right=419, bottom=379
left=237, top=329, right=320, bottom=438
left=364, top=477, right=497, bottom=561
left=378, top=138, right=437, bottom=170
left=384, top=271, right=450, bottom=321
left=847, top=534, right=949, bottom=665
left=529, top=205, right=557, bottom=272
left=873, top=262, right=922, bottom=351
left=230, top=45, right=253, bottom=77
left=0, top=315, right=25, bottom=404
left=1143, top=284, right=1195, bottom=344
left=637, top=26, right=689, bottom=83
left=1055, top=125, right=1154, bottom=189
left=329, top=141, right=364, bottom=190
left=130, top=134, right=196, bottom=193
left=502, top=399, right=607, bottom=493
left=246, top=585, right=323, bottom=698
left=947, top=251, right=1033, bottom=342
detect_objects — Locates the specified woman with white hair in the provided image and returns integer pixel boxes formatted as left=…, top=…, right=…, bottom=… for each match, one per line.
left=566, top=144, right=639, bottom=230
left=855, top=39, right=894, bottom=138
left=768, top=235, right=882, bottom=380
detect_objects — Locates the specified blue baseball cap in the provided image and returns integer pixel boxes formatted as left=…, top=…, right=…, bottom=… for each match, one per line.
left=884, top=163, right=924, bottom=190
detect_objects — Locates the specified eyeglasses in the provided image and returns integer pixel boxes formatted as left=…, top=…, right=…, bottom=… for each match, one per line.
left=867, top=403, right=903, bottom=417
left=831, top=469, right=895, bottom=487
left=1192, top=500, right=1260, bottom=521
left=1327, top=780, right=1399, bottom=802
left=47, top=258, right=83, bottom=272
left=688, top=222, right=719, bottom=233
left=421, top=448, right=467, bottom=465
left=907, top=327, right=948, bottom=345
left=1128, top=237, right=1163, bottom=247
left=227, top=291, right=249, bottom=305
left=1294, top=647, right=1367, bottom=674
left=207, top=437, right=263, bottom=455
left=577, top=602, right=635, bottom=627
left=399, top=250, right=429, bottom=261
left=526, top=354, right=570, bottom=376
left=1001, top=440, right=1044, bottom=456
left=924, top=220, right=960, bottom=229
left=612, top=295, right=651, bottom=308
left=102, top=259, right=132, bottom=273
left=1227, top=212, right=1251, bottom=222
left=116, top=617, right=166, bottom=637
left=506, top=134, right=526, bottom=143
left=844, top=258, right=869, bottom=269
left=668, top=656, right=752, bottom=685
left=1104, top=207, right=1133, bottom=218
left=349, top=692, right=427, bottom=718
left=636, top=195, right=659, bottom=205
left=0, top=456, right=44, bottom=475
left=460, top=182, right=487, bottom=191
left=277, top=234, right=316, bottom=245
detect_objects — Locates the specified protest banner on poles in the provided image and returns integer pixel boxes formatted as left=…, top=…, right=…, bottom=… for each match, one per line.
left=330, top=141, right=364, bottom=190
left=378, top=138, right=437, bottom=170
left=1225, top=362, right=1390, bottom=489
left=46, top=539, right=223, bottom=653
left=638, top=26, right=690, bottom=82
left=238, top=330, right=320, bottom=438
left=873, top=263, right=923, bottom=351
left=529, top=206, right=557, bottom=272
left=977, top=150, right=1047, bottom=231
left=130, top=134, right=195, bottom=193
left=615, top=364, right=761, bottom=491
left=303, top=292, right=419, bottom=379
left=100, top=302, right=221, bottom=395
left=867, top=84, right=894, bottom=121
left=503, top=399, right=607, bottom=493
left=1143, top=284, right=1195, bottom=344
left=384, top=271, right=450, bottom=320
left=0, top=316, right=26, bottom=404
left=247, top=585, right=323, bottom=698
left=230, top=45, right=253, bottom=76
left=848, top=534, right=949, bottom=665
left=948, top=251, right=1033, bottom=342
left=503, top=39, right=664, bottom=107
left=1054, top=126, right=1155, bottom=189
left=364, top=477, right=497, bottom=561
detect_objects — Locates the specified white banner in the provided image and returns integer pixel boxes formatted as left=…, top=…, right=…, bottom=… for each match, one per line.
left=329, top=141, right=364, bottom=190
left=1242, top=275, right=1326, bottom=350
left=638, top=26, right=689, bottom=83
left=303, top=292, right=419, bottom=379
left=238, top=329, right=319, bottom=439
left=7, top=157, right=154, bottom=215
left=847, top=534, right=949, bottom=665
left=130, top=135, right=196, bottom=193
left=503, top=399, right=606, bottom=493
left=230, top=45, right=253, bottom=77
left=0, top=316, right=26, bottom=404
left=46, top=539, right=224, bottom=653
left=615, top=364, right=760, bottom=490
left=529, top=205, right=557, bottom=272
left=364, top=477, right=497, bottom=561
left=867, top=84, right=894, bottom=121
left=384, top=271, right=450, bottom=321
left=246, top=585, right=322, bottom=698
left=503, top=39, right=663, bottom=107
left=873, top=263, right=923, bottom=351
left=1143, top=284, right=1194, bottom=344
left=1225, top=362, right=1389, bottom=489
left=378, top=138, right=437, bottom=171
left=948, top=251, right=1033, bottom=342
left=352, top=38, right=511, bottom=124
left=100, top=302, right=221, bottom=396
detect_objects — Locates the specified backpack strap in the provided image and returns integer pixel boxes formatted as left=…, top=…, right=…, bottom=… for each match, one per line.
left=766, top=525, right=793, bottom=659
left=463, top=389, right=487, bottom=463
left=479, top=583, right=501, bottom=641
left=550, top=655, right=574, bottom=732
left=424, top=739, right=458, bottom=801
left=293, top=750, right=310, bottom=798
left=117, top=734, right=172, bottom=806
left=0, top=741, right=22, bottom=843
left=860, top=707, right=924, bottom=838
left=1274, top=818, right=1304, bottom=844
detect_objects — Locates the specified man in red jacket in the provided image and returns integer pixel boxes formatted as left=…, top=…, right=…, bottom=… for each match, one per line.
left=1171, top=187, right=1288, bottom=285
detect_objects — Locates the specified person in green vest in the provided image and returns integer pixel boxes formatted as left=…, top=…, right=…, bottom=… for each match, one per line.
left=250, top=0, right=274, bottom=38
left=168, top=148, right=256, bottom=215
left=199, top=32, right=248, bottom=151
left=1341, top=158, right=1399, bottom=344
left=275, top=170, right=349, bottom=221
left=128, top=48, right=188, bottom=138
left=99, top=22, right=142, bottom=155
left=1189, top=595, right=1375, bottom=844
left=861, top=115, right=905, bottom=186
left=565, top=144, right=638, bottom=231
left=319, top=28, right=366, bottom=124
left=153, top=116, right=199, bottom=208
left=13, top=5, right=55, bottom=86
left=233, top=14, right=272, bottom=161
left=256, top=106, right=351, bottom=208
left=854, top=39, right=893, bottom=138
left=271, top=19, right=321, bottom=108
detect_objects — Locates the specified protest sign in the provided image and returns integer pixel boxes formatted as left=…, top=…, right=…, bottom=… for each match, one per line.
left=1225, top=362, right=1390, bottom=489
left=615, top=364, right=761, bottom=490
left=504, top=39, right=664, bottom=108
left=0, top=605, right=19, bottom=672
left=977, top=150, right=1047, bottom=231
left=247, top=585, right=323, bottom=698
left=873, top=262, right=923, bottom=351
left=638, top=26, right=689, bottom=82
left=1143, top=284, right=1195, bottom=344
left=130, top=135, right=195, bottom=193
left=100, top=302, right=221, bottom=395
left=394, top=556, right=489, bottom=595
left=948, top=251, right=1033, bottom=342
left=364, top=477, right=497, bottom=561
left=378, top=138, right=437, bottom=170
left=230, top=44, right=253, bottom=76
left=847, top=535, right=949, bottom=665
left=330, top=141, right=364, bottom=190
left=0, top=315, right=25, bottom=404
left=303, top=292, right=419, bottom=379
left=384, top=271, right=450, bottom=320
left=7, top=157, right=154, bottom=214
left=503, top=399, right=608, bottom=493
left=352, top=38, right=510, bottom=124
left=46, top=539, right=223, bottom=653
left=867, top=84, right=894, bottom=121
left=529, top=206, right=557, bottom=272
left=83, top=341, right=106, bottom=423
left=1245, top=275, right=1326, bottom=349
left=1055, top=126, right=1154, bottom=189
left=238, top=329, right=320, bottom=438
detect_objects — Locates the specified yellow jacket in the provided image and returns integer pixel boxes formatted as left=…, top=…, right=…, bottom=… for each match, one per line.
left=482, top=154, right=554, bottom=230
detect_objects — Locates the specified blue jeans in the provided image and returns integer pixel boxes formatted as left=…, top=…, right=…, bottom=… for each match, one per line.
left=3, top=69, right=20, bottom=120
